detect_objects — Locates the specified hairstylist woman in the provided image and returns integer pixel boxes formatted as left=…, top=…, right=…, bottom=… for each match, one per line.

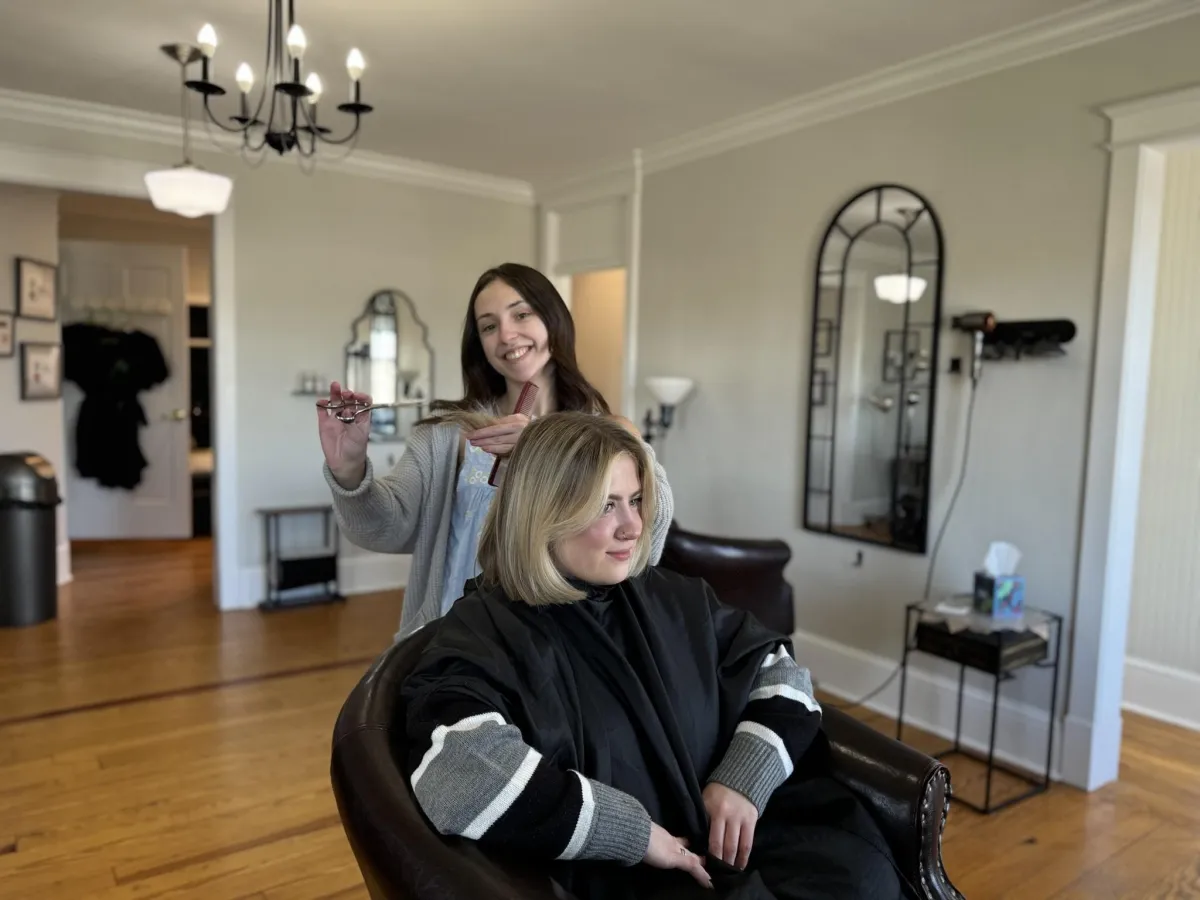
left=316, top=262, right=674, bottom=641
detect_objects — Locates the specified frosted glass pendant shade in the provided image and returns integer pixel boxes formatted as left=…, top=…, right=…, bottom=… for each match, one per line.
left=144, top=165, right=232, bottom=218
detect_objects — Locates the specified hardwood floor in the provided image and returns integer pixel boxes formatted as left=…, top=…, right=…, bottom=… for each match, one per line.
left=1, top=540, right=1197, bottom=899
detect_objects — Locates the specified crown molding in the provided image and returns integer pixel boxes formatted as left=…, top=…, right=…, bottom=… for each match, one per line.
left=0, top=87, right=535, bottom=206
left=1101, top=83, right=1200, bottom=146
left=542, top=0, right=1200, bottom=187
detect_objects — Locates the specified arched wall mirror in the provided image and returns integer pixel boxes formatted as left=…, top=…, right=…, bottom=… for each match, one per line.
left=344, top=289, right=434, bottom=441
left=803, top=184, right=944, bottom=553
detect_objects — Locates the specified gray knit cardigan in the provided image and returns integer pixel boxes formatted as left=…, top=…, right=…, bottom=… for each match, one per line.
left=323, top=421, right=675, bottom=640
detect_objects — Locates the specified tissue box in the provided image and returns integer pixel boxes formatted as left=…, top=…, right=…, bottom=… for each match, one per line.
left=972, top=571, right=1026, bottom=619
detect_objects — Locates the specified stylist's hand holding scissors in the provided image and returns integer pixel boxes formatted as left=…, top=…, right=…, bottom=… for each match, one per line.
left=317, top=381, right=371, bottom=489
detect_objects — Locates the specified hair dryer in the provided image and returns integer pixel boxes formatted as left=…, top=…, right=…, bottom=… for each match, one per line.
left=951, top=312, right=997, bottom=384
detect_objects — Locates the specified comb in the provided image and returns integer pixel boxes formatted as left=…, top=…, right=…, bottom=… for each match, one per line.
left=488, top=381, right=539, bottom=486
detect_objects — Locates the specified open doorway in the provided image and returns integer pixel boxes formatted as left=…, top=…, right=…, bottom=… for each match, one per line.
left=1120, top=144, right=1200, bottom=734
left=570, top=267, right=628, bottom=412
left=56, top=191, right=215, bottom=571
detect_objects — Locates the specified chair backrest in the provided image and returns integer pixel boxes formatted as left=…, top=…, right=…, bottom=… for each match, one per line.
left=659, top=521, right=795, bottom=634
left=330, top=626, right=564, bottom=900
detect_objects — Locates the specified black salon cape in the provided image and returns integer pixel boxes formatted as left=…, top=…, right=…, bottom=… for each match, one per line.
left=63, top=323, right=170, bottom=489
left=401, top=568, right=906, bottom=900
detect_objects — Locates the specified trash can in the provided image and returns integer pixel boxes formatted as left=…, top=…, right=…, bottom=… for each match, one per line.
left=0, top=452, right=61, bottom=628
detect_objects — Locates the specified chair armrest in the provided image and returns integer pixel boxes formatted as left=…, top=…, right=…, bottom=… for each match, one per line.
left=821, top=707, right=963, bottom=900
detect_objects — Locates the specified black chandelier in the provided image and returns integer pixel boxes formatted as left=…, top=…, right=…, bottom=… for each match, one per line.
left=160, top=0, right=372, bottom=159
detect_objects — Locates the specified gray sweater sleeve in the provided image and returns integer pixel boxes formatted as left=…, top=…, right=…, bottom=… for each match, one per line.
left=322, top=425, right=436, bottom=554
left=706, top=645, right=822, bottom=813
left=644, top=441, right=674, bottom=566
left=409, top=703, right=652, bottom=865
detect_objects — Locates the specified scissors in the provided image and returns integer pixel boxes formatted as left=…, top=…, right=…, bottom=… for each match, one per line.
left=316, top=397, right=426, bottom=423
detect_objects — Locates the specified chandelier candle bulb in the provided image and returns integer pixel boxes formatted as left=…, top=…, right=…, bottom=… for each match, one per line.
left=235, top=63, right=254, bottom=93
left=305, top=73, right=322, bottom=105
left=346, top=48, right=365, bottom=81
left=286, top=25, right=307, bottom=60
left=197, top=24, right=217, bottom=58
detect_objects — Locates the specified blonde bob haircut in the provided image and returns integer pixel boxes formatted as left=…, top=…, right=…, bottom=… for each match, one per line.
left=477, top=411, right=658, bottom=606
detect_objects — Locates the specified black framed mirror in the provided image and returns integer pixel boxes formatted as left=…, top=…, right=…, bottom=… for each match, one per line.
left=344, top=289, right=434, bottom=441
left=803, top=184, right=944, bottom=553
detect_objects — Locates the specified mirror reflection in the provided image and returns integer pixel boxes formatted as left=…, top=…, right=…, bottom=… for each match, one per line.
left=804, top=185, right=944, bottom=553
left=345, top=289, right=434, bottom=441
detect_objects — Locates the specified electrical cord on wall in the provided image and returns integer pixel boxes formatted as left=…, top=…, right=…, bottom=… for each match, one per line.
left=827, top=371, right=981, bottom=711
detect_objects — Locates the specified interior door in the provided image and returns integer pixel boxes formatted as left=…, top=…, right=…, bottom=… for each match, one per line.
left=59, top=241, right=192, bottom=540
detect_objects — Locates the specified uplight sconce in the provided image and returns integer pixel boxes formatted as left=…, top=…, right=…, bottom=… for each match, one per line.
left=642, top=376, right=695, bottom=444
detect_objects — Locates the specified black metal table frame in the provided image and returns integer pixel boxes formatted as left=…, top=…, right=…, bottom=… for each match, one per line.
left=895, top=602, right=1063, bottom=814
left=258, top=505, right=345, bottom=611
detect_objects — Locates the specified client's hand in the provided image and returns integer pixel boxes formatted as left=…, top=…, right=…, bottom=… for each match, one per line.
left=465, top=414, right=531, bottom=457
left=703, top=782, right=758, bottom=870
left=644, top=824, right=713, bottom=889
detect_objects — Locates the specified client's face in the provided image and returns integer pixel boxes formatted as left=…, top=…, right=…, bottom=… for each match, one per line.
left=554, top=454, right=643, bottom=585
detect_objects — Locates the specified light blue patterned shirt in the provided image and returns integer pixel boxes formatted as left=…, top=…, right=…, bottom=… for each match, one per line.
left=438, top=442, right=497, bottom=615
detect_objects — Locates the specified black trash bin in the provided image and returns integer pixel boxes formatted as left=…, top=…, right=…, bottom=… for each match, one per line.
left=0, top=452, right=61, bottom=628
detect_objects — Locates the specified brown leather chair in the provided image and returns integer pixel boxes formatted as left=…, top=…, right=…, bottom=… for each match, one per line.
left=331, top=526, right=964, bottom=900
left=659, top=521, right=795, bottom=635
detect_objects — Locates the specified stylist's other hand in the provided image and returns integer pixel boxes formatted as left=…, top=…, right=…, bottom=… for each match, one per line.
left=643, top=824, right=713, bottom=889
left=317, top=381, right=371, bottom=489
left=465, top=414, right=531, bottom=458
left=703, top=782, right=758, bottom=871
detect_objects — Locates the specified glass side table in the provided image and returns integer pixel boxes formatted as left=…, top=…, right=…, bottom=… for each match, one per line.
left=896, top=596, right=1063, bottom=814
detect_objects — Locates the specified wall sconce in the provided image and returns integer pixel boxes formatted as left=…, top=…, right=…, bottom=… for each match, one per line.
left=642, top=376, right=695, bottom=444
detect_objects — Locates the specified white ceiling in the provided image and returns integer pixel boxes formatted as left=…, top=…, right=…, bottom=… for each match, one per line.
left=0, top=0, right=1134, bottom=184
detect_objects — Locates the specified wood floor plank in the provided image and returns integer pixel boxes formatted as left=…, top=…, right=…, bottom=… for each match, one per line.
left=1, top=539, right=1197, bottom=899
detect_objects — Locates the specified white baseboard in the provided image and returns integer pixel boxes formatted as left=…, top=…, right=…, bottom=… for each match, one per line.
left=1123, top=656, right=1200, bottom=732
left=56, top=540, right=73, bottom=586
left=793, top=628, right=1061, bottom=782
left=225, top=552, right=411, bottom=611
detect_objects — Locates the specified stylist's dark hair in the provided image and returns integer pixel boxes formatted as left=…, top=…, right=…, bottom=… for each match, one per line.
left=430, top=262, right=610, bottom=417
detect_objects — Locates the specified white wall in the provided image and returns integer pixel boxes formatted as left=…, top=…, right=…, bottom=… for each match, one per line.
left=634, top=16, right=1200, bottom=785
left=1123, top=144, right=1200, bottom=733
left=0, top=183, right=70, bottom=584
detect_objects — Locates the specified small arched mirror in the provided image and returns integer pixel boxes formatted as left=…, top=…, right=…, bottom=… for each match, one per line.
left=803, top=184, right=944, bottom=553
left=344, top=289, right=434, bottom=441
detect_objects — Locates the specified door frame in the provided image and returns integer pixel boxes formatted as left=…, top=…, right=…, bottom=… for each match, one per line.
left=538, top=150, right=643, bottom=421
left=0, top=139, right=239, bottom=610
left=1067, top=83, right=1200, bottom=790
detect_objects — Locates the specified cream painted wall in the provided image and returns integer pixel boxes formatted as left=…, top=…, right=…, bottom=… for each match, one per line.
left=0, top=120, right=536, bottom=604
left=0, top=183, right=69, bottom=582
left=635, top=16, right=1200, bottom=737
left=571, top=268, right=627, bottom=411
left=1123, top=145, right=1200, bottom=729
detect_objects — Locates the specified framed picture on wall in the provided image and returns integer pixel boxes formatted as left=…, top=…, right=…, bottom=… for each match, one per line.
left=15, top=257, right=58, bottom=321
left=20, top=342, right=63, bottom=400
left=0, top=312, right=13, bottom=358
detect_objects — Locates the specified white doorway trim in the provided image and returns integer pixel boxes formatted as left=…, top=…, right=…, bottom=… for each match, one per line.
left=538, top=153, right=642, bottom=421
left=1067, top=84, right=1200, bottom=790
left=0, top=139, right=239, bottom=611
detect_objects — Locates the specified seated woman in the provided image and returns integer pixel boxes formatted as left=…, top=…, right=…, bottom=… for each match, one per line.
left=401, top=413, right=908, bottom=900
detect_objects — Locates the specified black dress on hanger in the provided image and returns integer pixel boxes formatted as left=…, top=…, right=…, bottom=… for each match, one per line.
left=63, top=322, right=171, bottom=490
